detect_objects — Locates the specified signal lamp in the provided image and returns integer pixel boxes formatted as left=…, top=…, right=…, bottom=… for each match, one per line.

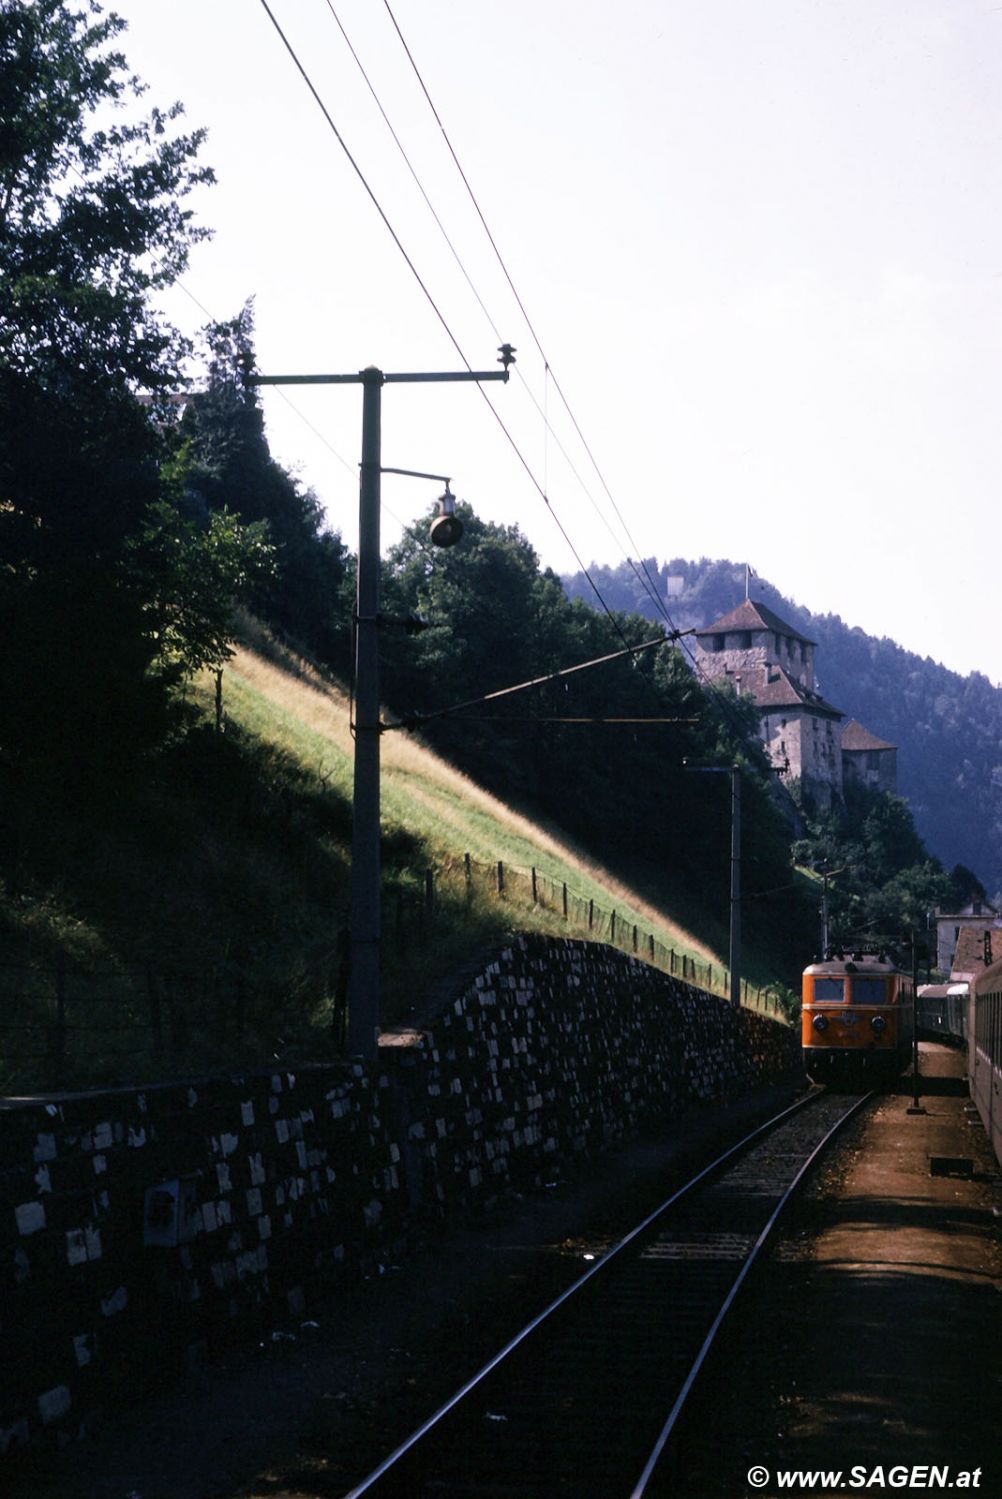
left=430, top=487, right=463, bottom=548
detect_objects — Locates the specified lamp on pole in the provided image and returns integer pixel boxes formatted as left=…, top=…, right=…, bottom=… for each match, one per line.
left=252, top=351, right=513, bottom=1058
left=683, top=761, right=742, bottom=1008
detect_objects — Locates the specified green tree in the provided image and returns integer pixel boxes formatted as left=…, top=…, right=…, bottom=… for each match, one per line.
left=0, top=2, right=264, bottom=776
left=179, top=304, right=352, bottom=667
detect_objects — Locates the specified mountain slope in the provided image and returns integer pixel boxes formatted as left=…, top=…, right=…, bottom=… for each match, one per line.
left=564, top=558, right=1002, bottom=894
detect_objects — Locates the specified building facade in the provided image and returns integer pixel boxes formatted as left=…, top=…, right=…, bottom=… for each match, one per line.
left=694, top=599, right=844, bottom=809
left=841, top=719, right=898, bottom=794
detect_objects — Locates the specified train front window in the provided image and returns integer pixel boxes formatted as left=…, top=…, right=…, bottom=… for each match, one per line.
left=852, top=977, right=890, bottom=1004
left=813, top=978, right=845, bottom=1002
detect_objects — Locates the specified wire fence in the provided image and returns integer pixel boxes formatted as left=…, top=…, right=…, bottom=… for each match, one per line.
left=1, top=855, right=793, bottom=1090
left=433, top=853, right=791, bottom=1021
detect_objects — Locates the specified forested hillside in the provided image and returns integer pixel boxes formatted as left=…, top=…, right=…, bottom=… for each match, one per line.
left=564, top=559, right=1002, bottom=896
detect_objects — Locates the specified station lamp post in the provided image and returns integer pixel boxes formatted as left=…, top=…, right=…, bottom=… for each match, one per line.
left=251, top=353, right=512, bottom=1059
left=683, top=761, right=742, bottom=1009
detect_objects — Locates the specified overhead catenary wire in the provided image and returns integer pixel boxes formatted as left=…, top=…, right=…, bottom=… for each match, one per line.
left=320, top=0, right=659, bottom=623
left=380, top=0, right=675, bottom=633
left=254, top=0, right=651, bottom=662
left=377, top=3, right=770, bottom=757
left=375, top=0, right=788, bottom=775
left=384, top=633, right=689, bottom=731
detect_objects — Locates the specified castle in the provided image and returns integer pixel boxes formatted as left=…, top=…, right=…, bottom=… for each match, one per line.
left=693, top=598, right=896, bottom=810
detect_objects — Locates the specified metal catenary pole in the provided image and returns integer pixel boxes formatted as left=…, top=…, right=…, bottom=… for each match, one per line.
left=729, top=761, right=741, bottom=1011
left=252, top=358, right=510, bottom=1059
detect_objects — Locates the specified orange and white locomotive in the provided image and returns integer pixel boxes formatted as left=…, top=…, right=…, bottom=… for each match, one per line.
left=802, top=952, right=914, bottom=1084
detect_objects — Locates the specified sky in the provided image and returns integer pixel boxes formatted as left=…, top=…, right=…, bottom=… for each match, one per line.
left=109, top=0, right=1002, bottom=685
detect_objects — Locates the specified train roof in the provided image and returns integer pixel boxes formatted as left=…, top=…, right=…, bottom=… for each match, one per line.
left=803, top=955, right=902, bottom=976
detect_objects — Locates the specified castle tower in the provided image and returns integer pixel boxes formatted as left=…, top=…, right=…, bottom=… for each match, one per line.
left=694, top=599, right=844, bottom=809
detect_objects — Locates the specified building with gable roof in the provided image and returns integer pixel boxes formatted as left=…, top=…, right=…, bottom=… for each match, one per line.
left=841, top=719, right=897, bottom=794
left=694, top=599, right=844, bottom=809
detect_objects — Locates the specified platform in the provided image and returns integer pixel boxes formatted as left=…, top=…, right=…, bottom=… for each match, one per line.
left=681, top=1041, right=1002, bottom=1497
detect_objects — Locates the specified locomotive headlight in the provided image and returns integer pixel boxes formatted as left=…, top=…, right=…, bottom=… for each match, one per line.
left=870, top=1015, right=887, bottom=1035
left=812, top=1013, right=829, bottom=1032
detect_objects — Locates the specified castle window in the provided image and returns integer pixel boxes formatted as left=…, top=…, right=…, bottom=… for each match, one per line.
left=736, top=631, right=751, bottom=649
left=713, top=634, right=725, bottom=652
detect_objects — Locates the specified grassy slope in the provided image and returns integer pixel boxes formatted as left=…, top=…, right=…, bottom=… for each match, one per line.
left=1, top=628, right=796, bottom=1092
left=224, top=640, right=716, bottom=960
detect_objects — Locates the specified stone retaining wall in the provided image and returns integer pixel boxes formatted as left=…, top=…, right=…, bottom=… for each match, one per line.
left=0, top=935, right=800, bottom=1455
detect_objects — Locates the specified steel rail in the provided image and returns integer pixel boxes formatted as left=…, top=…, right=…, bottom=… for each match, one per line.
left=630, top=1089, right=872, bottom=1496
left=342, top=1087, right=828, bottom=1498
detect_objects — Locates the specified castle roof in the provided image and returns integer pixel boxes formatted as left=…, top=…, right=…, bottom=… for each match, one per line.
left=734, top=663, right=842, bottom=719
left=841, top=719, right=896, bottom=752
left=695, top=598, right=816, bottom=647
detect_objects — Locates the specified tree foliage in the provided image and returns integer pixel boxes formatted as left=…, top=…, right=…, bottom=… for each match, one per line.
left=177, top=303, right=352, bottom=667
left=0, top=1, right=266, bottom=777
left=380, top=506, right=809, bottom=974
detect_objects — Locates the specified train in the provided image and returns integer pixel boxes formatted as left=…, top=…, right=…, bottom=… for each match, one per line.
left=916, top=965, right=1002, bottom=1168
left=801, top=951, right=914, bottom=1085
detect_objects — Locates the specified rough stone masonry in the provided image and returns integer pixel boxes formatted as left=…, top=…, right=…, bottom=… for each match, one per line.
left=0, top=934, right=799, bottom=1457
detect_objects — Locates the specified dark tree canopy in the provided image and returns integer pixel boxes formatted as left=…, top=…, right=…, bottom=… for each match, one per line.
left=0, top=1, right=267, bottom=778
left=178, top=303, right=351, bottom=667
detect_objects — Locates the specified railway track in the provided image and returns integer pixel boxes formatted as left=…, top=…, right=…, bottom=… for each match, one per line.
left=341, top=1088, right=870, bottom=1499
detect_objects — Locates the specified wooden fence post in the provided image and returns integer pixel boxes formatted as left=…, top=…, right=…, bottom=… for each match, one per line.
left=496, top=861, right=505, bottom=895
left=648, top=933, right=655, bottom=961
left=562, top=882, right=568, bottom=919
left=531, top=867, right=538, bottom=904
left=610, top=910, right=616, bottom=944
left=588, top=899, right=594, bottom=931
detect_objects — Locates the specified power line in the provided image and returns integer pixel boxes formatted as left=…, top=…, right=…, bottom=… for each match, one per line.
left=255, top=0, right=642, bottom=655
left=380, top=0, right=673, bottom=631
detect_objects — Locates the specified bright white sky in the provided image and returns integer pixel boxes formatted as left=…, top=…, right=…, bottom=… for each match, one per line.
left=111, top=0, right=1002, bottom=684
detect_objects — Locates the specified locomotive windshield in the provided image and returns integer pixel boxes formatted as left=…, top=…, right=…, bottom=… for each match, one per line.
left=813, top=978, right=845, bottom=1001
left=852, top=977, right=891, bottom=1004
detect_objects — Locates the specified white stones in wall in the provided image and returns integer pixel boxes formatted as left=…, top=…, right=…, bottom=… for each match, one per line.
left=15, top=1201, right=45, bottom=1236
left=34, top=1164, right=51, bottom=1194
left=216, top=1163, right=232, bottom=1194
left=73, top=1334, right=93, bottom=1368
left=100, top=1285, right=128, bottom=1318
left=92, top=1155, right=107, bottom=1175
left=247, top=1188, right=263, bottom=1217
left=275, top=1118, right=290, bottom=1144
left=241, top=1100, right=255, bottom=1126
left=219, top=1132, right=240, bottom=1157
left=92, top=1122, right=113, bottom=1151
left=249, top=1152, right=266, bottom=1186
left=258, top=1215, right=271, bottom=1241
left=65, top=1225, right=102, bottom=1267
left=127, top=1126, right=146, bottom=1149
left=37, top=1385, right=71, bottom=1426
left=33, top=1133, right=57, bottom=1163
